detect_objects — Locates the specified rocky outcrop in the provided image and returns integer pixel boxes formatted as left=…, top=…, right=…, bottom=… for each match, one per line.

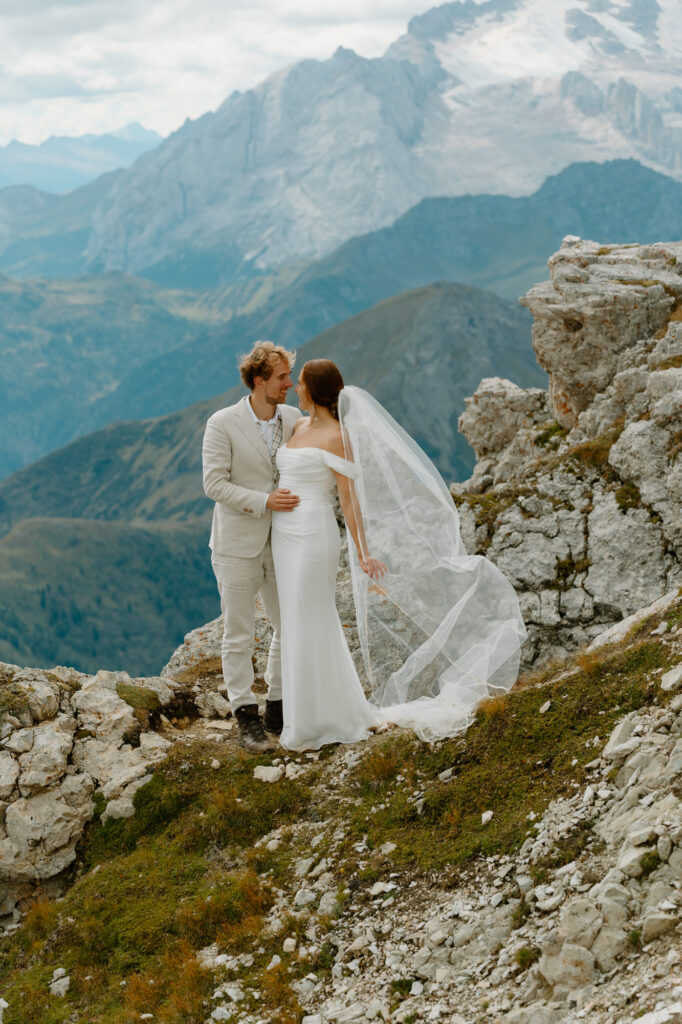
left=0, top=663, right=195, bottom=919
left=453, top=238, right=682, bottom=666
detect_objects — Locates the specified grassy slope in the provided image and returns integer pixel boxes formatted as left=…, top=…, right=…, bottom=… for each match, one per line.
left=1, top=592, right=679, bottom=1023
left=0, top=518, right=219, bottom=676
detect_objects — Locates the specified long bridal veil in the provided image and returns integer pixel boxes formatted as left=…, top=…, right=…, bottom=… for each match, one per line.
left=339, top=385, right=527, bottom=743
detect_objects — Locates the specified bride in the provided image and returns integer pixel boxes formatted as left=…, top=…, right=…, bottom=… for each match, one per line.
left=271, top=359, right=526, bottom=751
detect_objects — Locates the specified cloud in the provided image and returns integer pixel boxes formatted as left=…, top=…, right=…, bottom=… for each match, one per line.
left=0, top=0, right=430, bottom=144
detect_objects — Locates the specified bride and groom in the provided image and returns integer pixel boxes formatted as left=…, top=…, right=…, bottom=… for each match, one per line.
left=202, top=341, right=526, bottom=753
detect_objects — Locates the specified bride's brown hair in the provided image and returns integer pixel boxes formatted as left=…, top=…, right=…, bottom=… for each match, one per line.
left=301, top=359, right=344, bottom=420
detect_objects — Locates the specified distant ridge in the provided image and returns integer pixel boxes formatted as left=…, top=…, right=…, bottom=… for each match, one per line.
left=0, top=123, right=162, bottom=194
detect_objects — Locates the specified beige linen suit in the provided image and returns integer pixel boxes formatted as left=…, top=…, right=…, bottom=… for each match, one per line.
left=202, top=396, right=301, bottom=712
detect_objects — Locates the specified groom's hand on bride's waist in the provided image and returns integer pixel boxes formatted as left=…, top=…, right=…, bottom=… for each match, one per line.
left=266, top=488, right=301, bottom=511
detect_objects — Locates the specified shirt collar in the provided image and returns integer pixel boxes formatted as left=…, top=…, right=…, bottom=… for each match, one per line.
left=247, top=396, right=280, bottom=426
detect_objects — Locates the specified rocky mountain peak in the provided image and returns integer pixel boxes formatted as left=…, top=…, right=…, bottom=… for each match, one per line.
left=69, top=0, right=682, bottom=282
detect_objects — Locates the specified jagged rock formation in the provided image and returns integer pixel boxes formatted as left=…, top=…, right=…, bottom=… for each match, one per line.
left=454, top=238, right=682, bottom=666
left=0, top=664, right=196, bottom=918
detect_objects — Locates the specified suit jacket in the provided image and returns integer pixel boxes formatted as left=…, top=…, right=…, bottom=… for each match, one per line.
left=202, top=396, right=301, bottom=557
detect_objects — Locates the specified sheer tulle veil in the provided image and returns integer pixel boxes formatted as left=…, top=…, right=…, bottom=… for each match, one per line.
left=338, top=385, right=527, bottom=742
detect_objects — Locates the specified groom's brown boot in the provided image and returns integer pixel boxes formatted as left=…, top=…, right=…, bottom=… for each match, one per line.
left=235, top=704, right=274, bottom=753
left=263, top=699, right=283, bottom=736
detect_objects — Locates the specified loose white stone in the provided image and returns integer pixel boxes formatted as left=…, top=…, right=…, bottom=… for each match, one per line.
left=369, top=881, right=397, bottom=896
left=253, top=765, right=284, bottom=783
left=49, top=976, right=70, bottom=997
left=661, top=665, right=682, bottom=692
left=539, top=700, right=551, bottom=714
left=210, top=759, right=220, bottom=770
left=481, top=810, right=494, bottom=825
left=293, top=888, right=316, bottom=908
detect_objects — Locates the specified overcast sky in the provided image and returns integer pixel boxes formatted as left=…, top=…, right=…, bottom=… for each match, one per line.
left=0, top=0, right=431, bottom=145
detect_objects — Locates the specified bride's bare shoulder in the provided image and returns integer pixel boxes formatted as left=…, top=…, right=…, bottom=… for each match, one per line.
left=325, top=424, right=346, bottom=459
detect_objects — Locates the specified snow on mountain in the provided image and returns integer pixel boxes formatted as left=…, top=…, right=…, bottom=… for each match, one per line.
left=25, top=2, right=682, bottom=279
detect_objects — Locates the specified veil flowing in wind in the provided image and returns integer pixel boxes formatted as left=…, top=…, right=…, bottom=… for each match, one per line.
left=338, top=385, right=527, bottom=742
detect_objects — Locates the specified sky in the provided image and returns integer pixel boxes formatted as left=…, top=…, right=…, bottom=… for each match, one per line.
left=0, top=0, right=432, bottom=146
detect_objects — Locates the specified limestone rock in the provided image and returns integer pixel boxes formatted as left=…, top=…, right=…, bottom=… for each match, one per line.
left=538, top=941, right=598, bottom=990
left=1, top=772, right=94, bottom=881
left=17, top=716, right=74, bottom=795
left=641, top=911, right=677, bottom=944
left=661, top=665, right=682, bottom=693
left=0, top=753, right=19, bottom=801
left=584, top=492, right=669, bottom=618
left=253, top=766, right=284, bottom=784
left=557, top=898, right=602, bottom=948
left=521, top=239, right=682, bottom=427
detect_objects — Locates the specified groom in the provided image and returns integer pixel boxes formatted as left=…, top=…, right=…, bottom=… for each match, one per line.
left=202, top=341, right=301, bottom=752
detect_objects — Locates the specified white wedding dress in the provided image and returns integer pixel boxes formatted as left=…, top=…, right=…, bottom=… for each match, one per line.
left=271, top=388, right=527, bottom=751
left=271, top=445, right=379, bottom=751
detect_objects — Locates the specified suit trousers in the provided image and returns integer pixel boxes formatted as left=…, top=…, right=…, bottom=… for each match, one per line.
left=211, top=539, right=282, bottom=713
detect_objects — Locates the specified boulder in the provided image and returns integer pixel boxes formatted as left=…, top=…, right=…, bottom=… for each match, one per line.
left=538, top=941, right=598, bottom=990
left=557, top=898, right=602, bottom=949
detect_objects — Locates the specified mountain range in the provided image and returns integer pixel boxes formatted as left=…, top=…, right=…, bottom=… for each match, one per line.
left=0, top=123, right=162, bottom=194
left=3, top=159, right=680, bottom=479
left=0, top=0, right=678, bottom=285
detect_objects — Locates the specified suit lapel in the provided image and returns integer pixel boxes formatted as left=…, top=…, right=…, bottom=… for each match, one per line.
left=233, top=397, right=274, bottom=470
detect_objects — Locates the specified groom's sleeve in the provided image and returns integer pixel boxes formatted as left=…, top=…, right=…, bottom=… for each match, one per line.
left=202, top=417, right=268, bottom=517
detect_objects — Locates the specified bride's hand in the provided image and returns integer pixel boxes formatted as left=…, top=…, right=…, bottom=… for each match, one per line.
left=361, top=556, right=387, bottom=579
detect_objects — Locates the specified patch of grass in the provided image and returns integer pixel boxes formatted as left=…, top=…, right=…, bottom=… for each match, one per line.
left=355, top=746, right=402, bottom=792
left=175, top=870, right=271, bottom=947
left=391, top=978, right=415, bottom=997
left=535, top=422, right=569, bottom=449
left=259, top=963, right=303, bottom=1024
left=171, top=655, right=223, bottom=685
left=615, top=480, right=642, bottom=512
left=82, top=742, right=310, bottom=865
left=628, top=928, right=642, bottom=950
left=22, top=895, right=58, bottom=943
left=553, top=554, right=591, bottom=590
left=515, top=946, right=541, bottom=970
left=0, top=679, right=30, bottom=722
left=344, top=635, right=669, bottom=872
left=116, top=682, right=161, bottom=713
left=639, top=850, right=661, bottom=878
left=476, top=695, right=508, bottom=721
left=511, top=898, right=531, bottom=930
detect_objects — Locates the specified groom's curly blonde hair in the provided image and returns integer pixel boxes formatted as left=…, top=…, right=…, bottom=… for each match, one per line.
left=239, top=340, right=296, bottom=390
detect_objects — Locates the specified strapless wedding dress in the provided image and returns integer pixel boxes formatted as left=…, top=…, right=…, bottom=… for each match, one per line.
left=271, top=445, right=379, bottom=751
